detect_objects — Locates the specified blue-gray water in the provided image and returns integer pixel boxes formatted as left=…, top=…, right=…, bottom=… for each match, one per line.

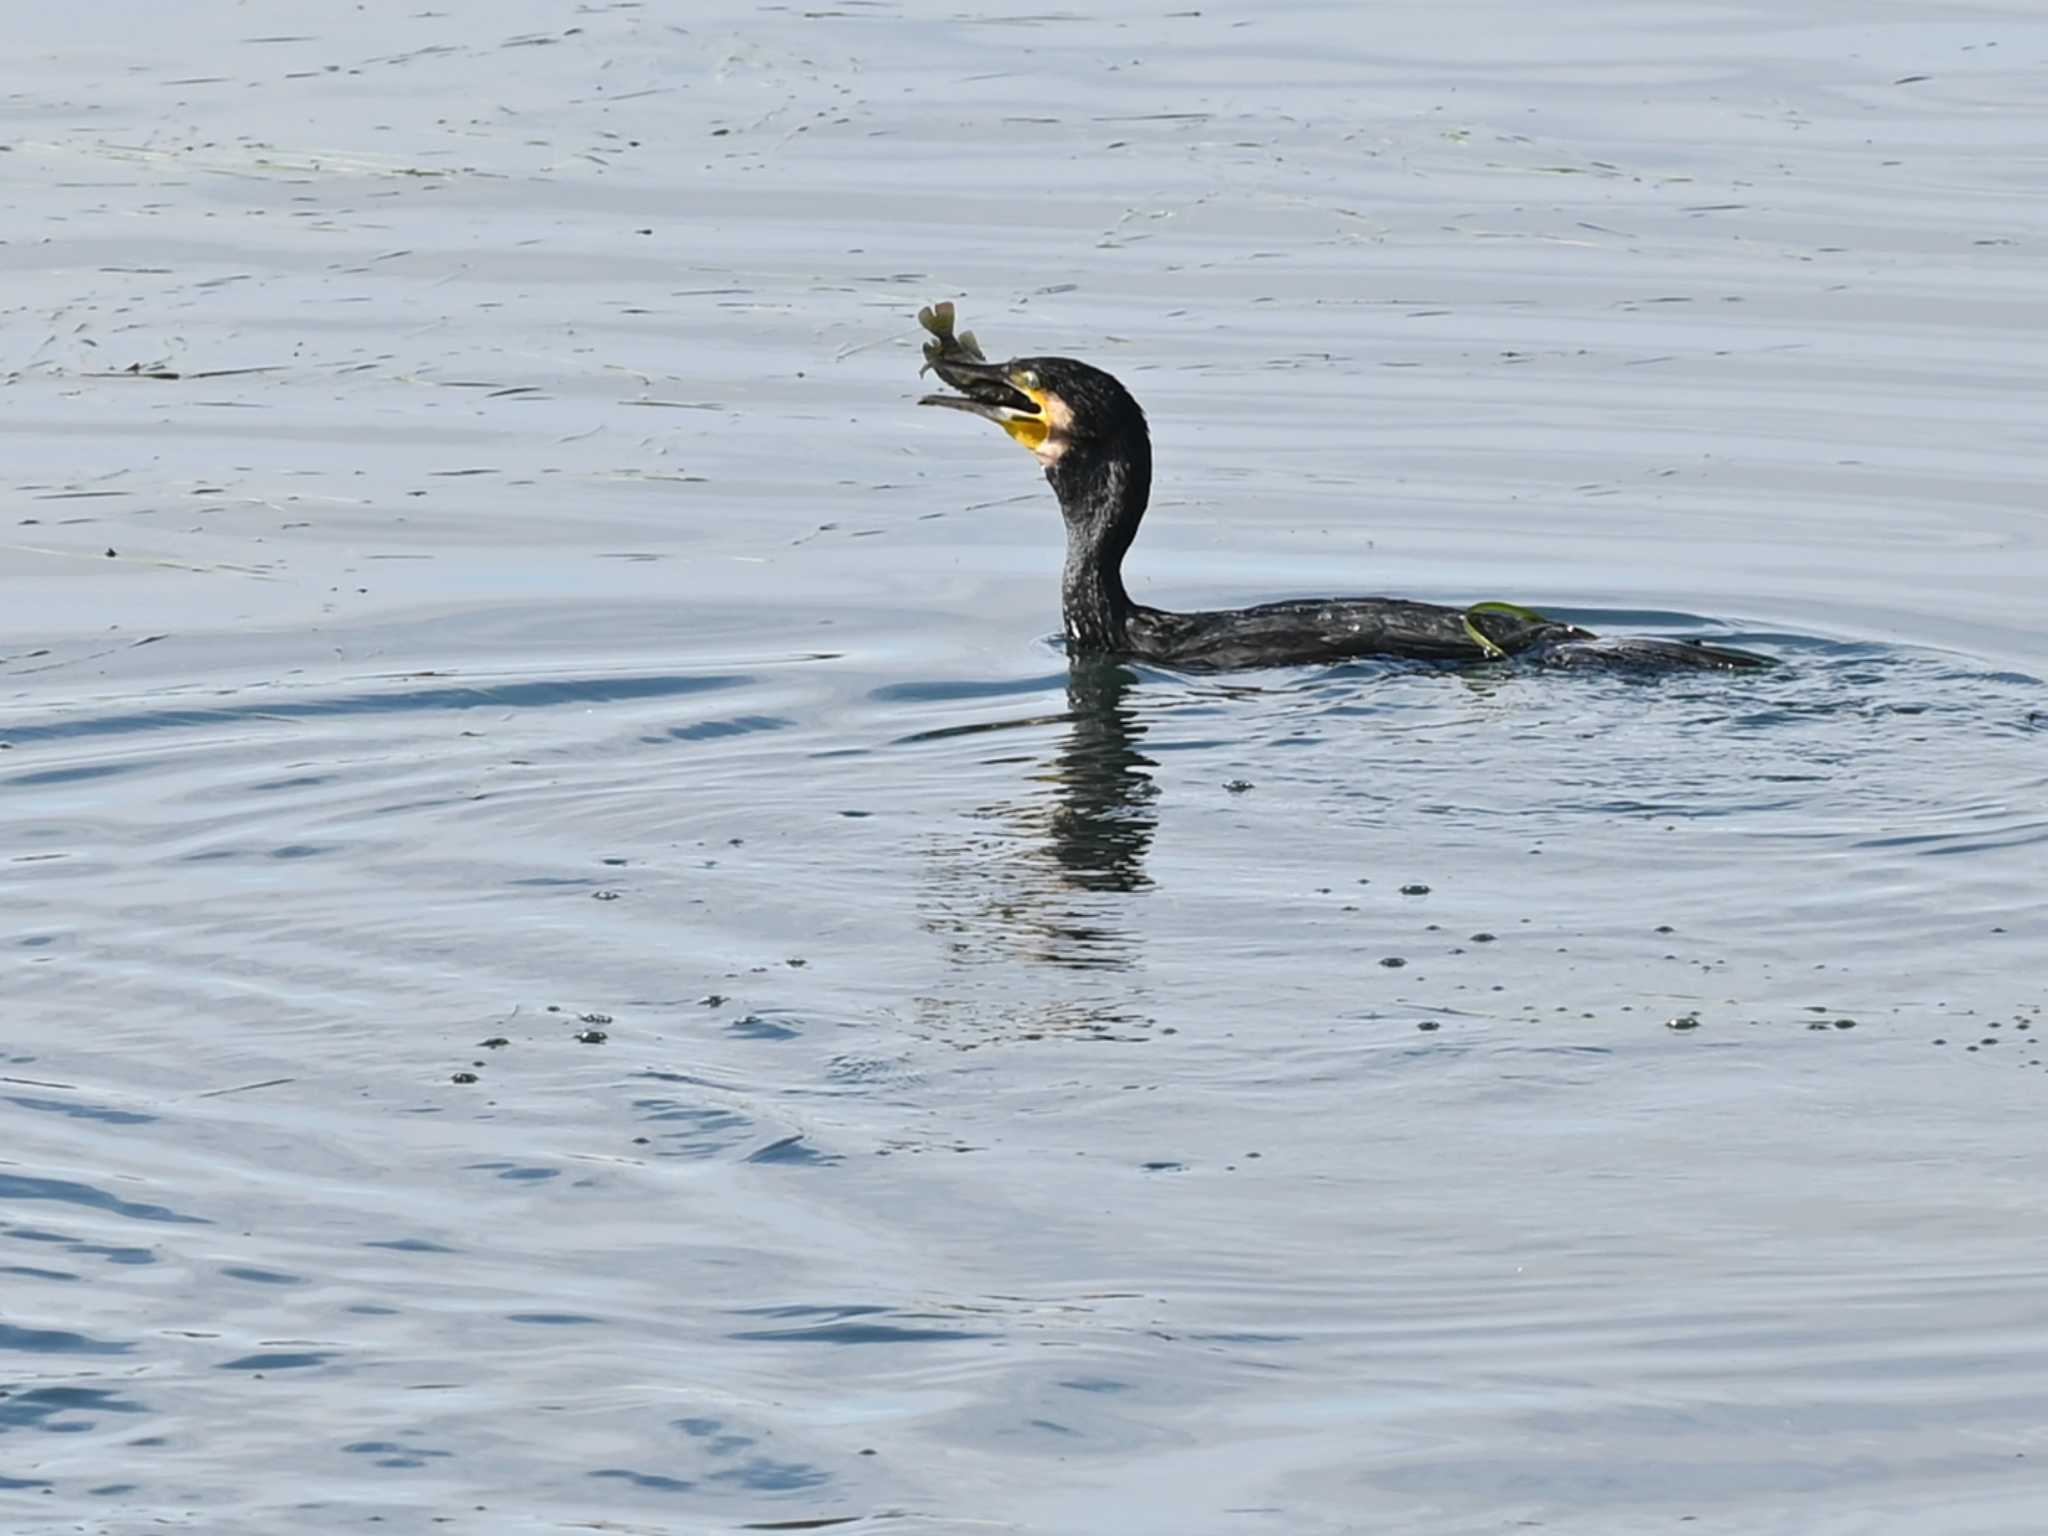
left=3, top=3, right=2045, bottom=1532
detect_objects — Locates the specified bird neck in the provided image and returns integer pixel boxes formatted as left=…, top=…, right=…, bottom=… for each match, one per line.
left=1050, top=448, right=1149, bottom=655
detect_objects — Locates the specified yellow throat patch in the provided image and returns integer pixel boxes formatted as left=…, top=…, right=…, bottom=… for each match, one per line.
left=1000, top=384, right=1051, bottom=452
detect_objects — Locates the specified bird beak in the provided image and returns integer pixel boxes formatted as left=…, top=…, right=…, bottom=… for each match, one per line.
left=919, top=356, right=1049, bottom=451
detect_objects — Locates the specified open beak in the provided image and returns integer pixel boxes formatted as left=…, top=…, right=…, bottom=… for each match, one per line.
left=919, top=356, right=1050, bottom=452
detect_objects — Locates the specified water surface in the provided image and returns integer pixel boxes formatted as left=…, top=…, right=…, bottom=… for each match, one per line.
left=3, top=2, right=2045, bottom=1532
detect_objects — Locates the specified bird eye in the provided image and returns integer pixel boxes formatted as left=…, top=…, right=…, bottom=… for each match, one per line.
left=1017, top=368, right=1041, bottom=390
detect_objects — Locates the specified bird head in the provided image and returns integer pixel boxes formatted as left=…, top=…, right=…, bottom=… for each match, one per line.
left=920, top=352, right=1148, bottom=479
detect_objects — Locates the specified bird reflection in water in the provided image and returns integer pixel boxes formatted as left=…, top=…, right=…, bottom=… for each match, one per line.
left=1042, top=660, right=1158, bottom=905
left=915, top=663, right=1159, bottom=1037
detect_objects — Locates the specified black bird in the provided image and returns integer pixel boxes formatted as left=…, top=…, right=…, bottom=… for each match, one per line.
left=916, top=305, right=1770, bottom=672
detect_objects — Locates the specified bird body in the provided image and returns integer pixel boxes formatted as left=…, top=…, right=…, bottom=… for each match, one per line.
left=916, top=304, right=1768, bottom=673
left=1122, top=597, right=1581, bottom=671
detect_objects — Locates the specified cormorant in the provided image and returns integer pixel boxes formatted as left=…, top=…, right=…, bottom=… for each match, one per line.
left=916, top=304, right=1770, bottom=672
